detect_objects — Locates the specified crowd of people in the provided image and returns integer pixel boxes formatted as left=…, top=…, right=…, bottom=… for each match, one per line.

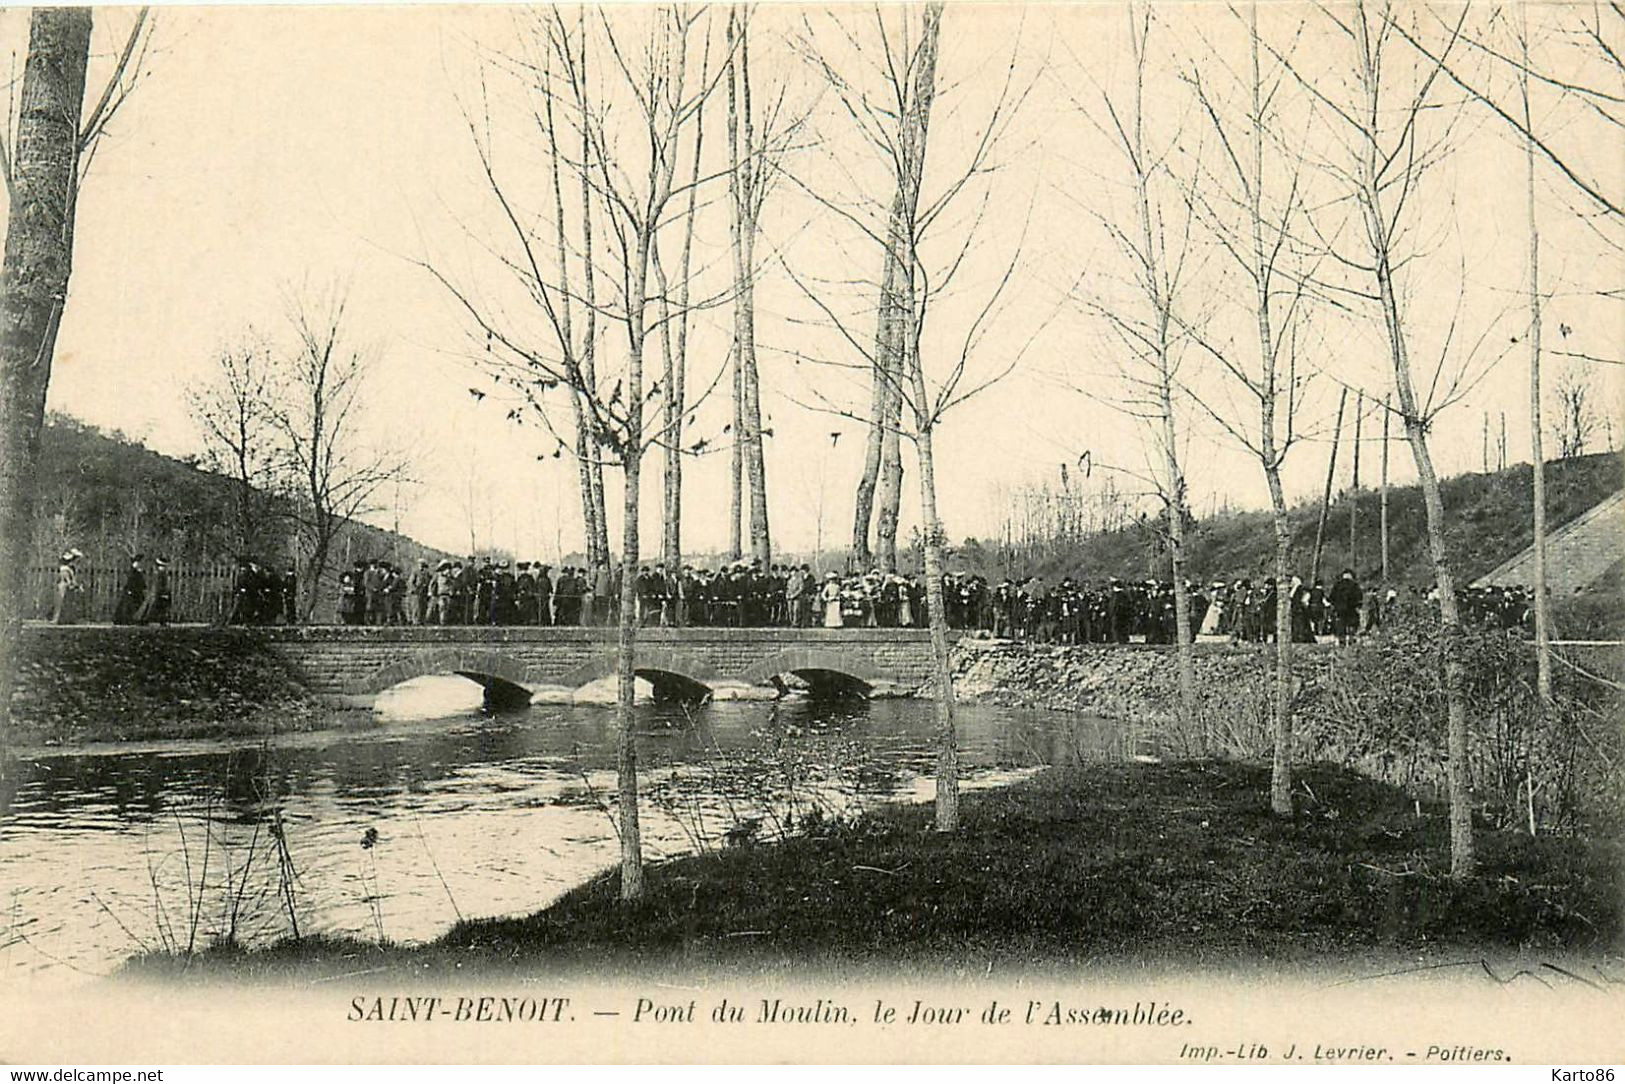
left=50, top=549, right=176, bottom=626
left=226, top=557, right=299, bottom=625
left=982, top=570, right=1541, bottom=645
left=335, top=557, right=945, bottom=629
left=311, top=555, right=1551, bottom=643
left=50, top=543, right=1543, bottom=642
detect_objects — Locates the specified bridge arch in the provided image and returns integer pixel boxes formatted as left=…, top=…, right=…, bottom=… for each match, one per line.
left=352, top=647, right=533, bottom=696
left=557, top=648, right=715, bottom=702
left=737, top=649, right=879, bottom=697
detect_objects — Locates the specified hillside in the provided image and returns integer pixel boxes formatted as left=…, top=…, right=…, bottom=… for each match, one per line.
left=959, top=451, right=1624, bottom=590
left=24, top=414, right=449, bottom=622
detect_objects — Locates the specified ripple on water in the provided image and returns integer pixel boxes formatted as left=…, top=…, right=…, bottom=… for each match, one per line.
left=0, top=690, right=1124, bottom=987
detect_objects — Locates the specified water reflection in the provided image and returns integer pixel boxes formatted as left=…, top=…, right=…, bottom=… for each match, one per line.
left=0, top=678, right=1129, bottom=987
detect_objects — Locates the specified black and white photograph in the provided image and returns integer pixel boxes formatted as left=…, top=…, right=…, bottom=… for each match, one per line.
left=0, top=0, right=1620, bottom=1068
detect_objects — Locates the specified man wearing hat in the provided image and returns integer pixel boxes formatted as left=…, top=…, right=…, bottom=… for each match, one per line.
left=408, top=558, right=432, bottom=626
left=784, top=563, right=807, bottom=628
left=534, top=563, right=554, bottom=625
left=114, top=553, right=147, bottom=625
left=1329, top=568, right=1363, bottom=645
left=472, top=557, right=493, bottom=625
left=559, top=566, right=582, bottom=626
left=593, top=563, right=613, bottom=626
left=514, top=562, right=536, bottom=626
left=279, top=563, right=298, bottom=625
left=428, top=560, right=453, bottom=625
left=139, top=557, right=174, bottom=625
left=229, top=557, right=258, bottom=626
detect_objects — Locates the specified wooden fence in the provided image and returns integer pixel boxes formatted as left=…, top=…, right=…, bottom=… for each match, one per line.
left=28, top=561, right=242, bottom=624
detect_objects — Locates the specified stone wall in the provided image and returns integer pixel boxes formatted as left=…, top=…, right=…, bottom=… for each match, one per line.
left=1475, top=490, right=1625, bottom=594
left=950, top=639, right=1337, bottom=756
left=9, top=625, right=939, bottom=735
left=246, top=626, right=936, bottom=700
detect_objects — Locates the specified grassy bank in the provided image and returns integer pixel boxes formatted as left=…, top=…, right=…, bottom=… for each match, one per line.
left=126, top=760, right=1621, bottom=981
left=11, top=626, right=329, bottom=744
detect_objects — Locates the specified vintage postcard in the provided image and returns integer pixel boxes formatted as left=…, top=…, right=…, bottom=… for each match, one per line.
left=0, top=1, right=1620, bottom=1068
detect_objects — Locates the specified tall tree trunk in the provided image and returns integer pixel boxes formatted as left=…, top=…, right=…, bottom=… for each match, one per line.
left=874, top=336, right=904, bottom=573
left=616, top=240, right=650, bottom=903
left=571, top=395, right=599, bottom=562
left=546, top=41, right=603, bottom=570
left=1355, top=15, right=1473, bottom=877
left=873, top=205, right=907, bottom=573
left=1125, top=5, right=1195, bottom=744
left=577, top=16, right=609, bottom=567
left=728, top=338, right=743, bottom=561
left=1349, top=392, right=1362, bottom=564
left=0, top=9, right=92, bottom=750
left=654, top=97, right=704, bottom=575
left=653, top=244, right=680, bottom=567
left=616, top=439, right=644, bottom=901
left=914, top=414, right=959, bottom=833
left=895, top=4, right=955, bottom=829
left=1267, top=474, right=1293, bottom=810
left=1520, top=9, right=1553, bottom=705
left=1233, top=5, right=1298, bottom=813
left=1159, top=381, right=1196, bottom=742
left=852, top=196, right=905, bottom=571
left=663, top=104, right=701, bottom=574
left=740, top=229, right=771, bottom=565
left=1311, top=388, right=1346, bottom=584
left=1380, top=393, right=1390, bottom=583
left=726, top=12, right=770, bottom=567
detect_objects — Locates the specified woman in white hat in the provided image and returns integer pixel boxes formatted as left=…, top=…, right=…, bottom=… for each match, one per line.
left=820, top=571, right=843, bottom=628
left=54, top=549, right=84, bottom=624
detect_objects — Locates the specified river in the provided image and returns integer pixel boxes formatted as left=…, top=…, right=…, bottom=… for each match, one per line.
left=0, top=677, right=1137, bottom=987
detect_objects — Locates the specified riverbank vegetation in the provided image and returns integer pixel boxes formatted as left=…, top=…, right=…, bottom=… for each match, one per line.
left=125, top=759, right=1620, bottom=981
left=955, top=615, right=1623, bottom=835
left=9, top=627, right=327, bottom=745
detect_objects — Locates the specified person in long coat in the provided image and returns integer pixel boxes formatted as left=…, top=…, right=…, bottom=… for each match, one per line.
left=1289, top=576, right=1316, bottom=643
left=53, top=550, right=84, bottom=624
left=138, top=557, right=173, bottom=625
left=114, top=554, right=147, bottom=625
left=895, top=575, right=914, bottom=628
left=820, top=572, right=844, bottom=628
left=1329, top=568, right=1363, bottom=645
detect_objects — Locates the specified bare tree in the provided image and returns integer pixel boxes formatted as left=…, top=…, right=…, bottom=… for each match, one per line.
left=1064, top=5, right=1200, bottom=744
left=850, top=194, right=906, bottom=571
left=187, top=338, right=280, bottom=552
left=1391, top=5, right=1624, bottom=705
left=1392, top=5, right=1623, bottom=222
left=550, top=14, right=611, bottom=570
left=0, top=10, right=151, bottom=771
left=270, top=288, right=412, bottom=620
left=576, top=9, right=722, bottom=898
left=1517, top=6, right=1554, bottom=705
left=428, top=8, right=725, bottom=899
left=1551, top=358, right=1600, bottom=459
left=725, top=8, right=770, bottom=566
left=1279, top=0, right=1482, bottom=877
left=1174, top=3, right=1320, bottom=813
left=654, top=33, right=709, bottom=573
left=791, top=4, right=1035, bottom=831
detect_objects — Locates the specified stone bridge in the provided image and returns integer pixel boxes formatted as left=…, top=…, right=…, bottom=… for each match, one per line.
left=255, top=625, right=936, bottom=707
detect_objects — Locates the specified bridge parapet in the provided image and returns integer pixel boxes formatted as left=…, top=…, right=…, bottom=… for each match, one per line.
left=246, top=625, right=936, bottom=701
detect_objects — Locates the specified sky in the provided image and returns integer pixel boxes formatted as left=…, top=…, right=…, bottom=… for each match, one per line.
left=17, top=3, right=1623, bottom=564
